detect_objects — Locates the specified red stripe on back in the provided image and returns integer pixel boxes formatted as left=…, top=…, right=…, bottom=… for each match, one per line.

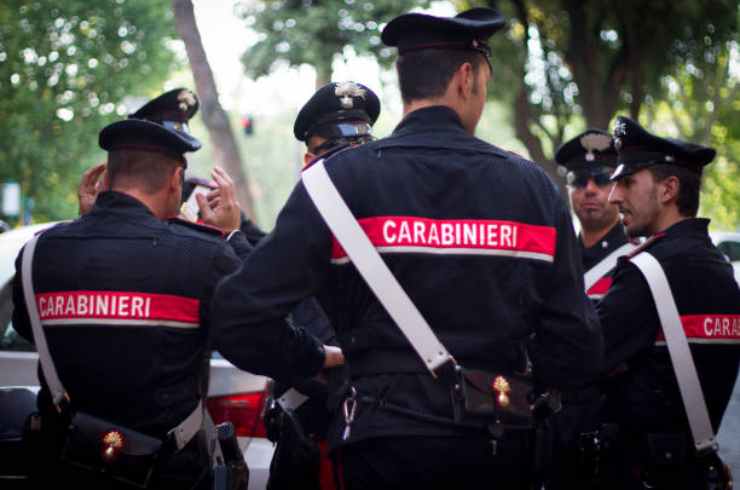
left=654, top=314, right=740, bottom=342
left=35, top=291, right=200, bottom=323
left=330, top=216, right=556, bottom=260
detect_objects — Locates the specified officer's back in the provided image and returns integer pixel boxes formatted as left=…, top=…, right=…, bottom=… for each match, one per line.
left=212, top=8, right=601, bottom=490
left=12, top=89, right=242, bottom=489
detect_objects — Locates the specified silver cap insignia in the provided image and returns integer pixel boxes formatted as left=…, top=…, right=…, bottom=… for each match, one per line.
left=177, top=90, right=196, bottom=113
left=335, top=82, right=366, bottom=110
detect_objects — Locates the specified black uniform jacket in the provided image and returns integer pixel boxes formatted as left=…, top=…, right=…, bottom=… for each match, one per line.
left=581, top=223, right=631, bottom=299
left=12, top=191, right=248, bottom=441
left=597, top=218, right=740, bottom=435
left=213, top=106, right=603, bottom=445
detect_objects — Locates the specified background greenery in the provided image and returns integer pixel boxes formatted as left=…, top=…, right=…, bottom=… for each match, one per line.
left=0, top=0, right=737, bottom=231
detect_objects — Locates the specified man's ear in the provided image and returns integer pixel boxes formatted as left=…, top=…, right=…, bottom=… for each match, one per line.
left=171, top=165, right=184, bottom=191
left=458, top=62, right=474, bottom=99
left=660, top=175, right=680, bottom=204
left=303, top=152, right=315, bottom=168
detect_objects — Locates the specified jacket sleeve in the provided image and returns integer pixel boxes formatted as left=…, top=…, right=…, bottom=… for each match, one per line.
left=529, top=194, right=604, bottom=390
left=225, top=229, right=253, bottom=261
left=211, top=182, right=329, bottom=383
left=596, top=258, right=658, bottom=373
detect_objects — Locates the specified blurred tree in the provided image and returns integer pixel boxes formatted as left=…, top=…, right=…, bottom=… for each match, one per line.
left=0, top=0, right=178, bottom=223
left=478, top=0, right=738, bottom=194
left=172, top=0, right=256, bottom=219
left=235, top=0, right=430, bottom=88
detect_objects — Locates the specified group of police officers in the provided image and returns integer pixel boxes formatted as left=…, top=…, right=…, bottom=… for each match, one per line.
left=10, top=5, right=740, bottom=490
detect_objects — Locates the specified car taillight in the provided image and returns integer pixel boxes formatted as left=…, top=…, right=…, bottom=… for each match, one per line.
left=207, top=391, right=268, bottom=438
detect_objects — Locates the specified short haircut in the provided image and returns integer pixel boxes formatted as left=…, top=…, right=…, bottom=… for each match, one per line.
left=107, top=149, right=182, bottom=194
left=396, top=49, right=484, bottom=104
left=648, top=164, right=702, bottom=217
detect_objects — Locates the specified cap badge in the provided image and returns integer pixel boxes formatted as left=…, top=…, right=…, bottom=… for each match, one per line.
left=335, top=82, right=366, bottom=110
left=177, top=90, right=196, bottom=112
left=580, top=133, right=612, bottom=159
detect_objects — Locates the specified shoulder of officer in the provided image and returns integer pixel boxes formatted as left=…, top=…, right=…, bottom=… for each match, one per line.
left=168, top=217, right=225, bottom=241
left=626, top=233, right=667, bottom=259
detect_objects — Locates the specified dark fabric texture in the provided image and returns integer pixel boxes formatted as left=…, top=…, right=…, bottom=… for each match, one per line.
left=11, top=191, right=241, bottom=488
left=597, top=217, right=740, bottom=485
left=211, top=105, right=602, bottom=454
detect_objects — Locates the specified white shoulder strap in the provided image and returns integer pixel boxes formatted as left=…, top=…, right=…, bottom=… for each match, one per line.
left=583, top=242, right=634, bottom=292
left=302, top=160, right=455, bottom=376
left=630, top=251, right=717, bottom=452
left=21, top=234, right=67, bottom=405
left=22, top=233, right=205, bottom=450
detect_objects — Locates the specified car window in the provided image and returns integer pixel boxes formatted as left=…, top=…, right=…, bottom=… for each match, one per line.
left=717, top=241, right=740, bottom=262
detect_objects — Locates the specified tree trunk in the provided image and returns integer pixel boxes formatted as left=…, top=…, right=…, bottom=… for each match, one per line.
left=172, top=0, right=255, bottom=219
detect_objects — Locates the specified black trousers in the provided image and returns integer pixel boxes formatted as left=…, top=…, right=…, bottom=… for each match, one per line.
left=336, top=434, right=535, bottom=490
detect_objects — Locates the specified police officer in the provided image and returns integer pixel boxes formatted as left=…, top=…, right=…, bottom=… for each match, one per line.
left=211, top=7, right=601, bottom=490
left=266, top=81, right=380, bottom=490
left=555, top=129, right=634, bottom=300
left=550, top=130, right=634, bottom=489
left=12, top=88, right=249, bottom=489
left=294, top=81, right=380, bottom=167
left=597, top=116, right=739, bottom=489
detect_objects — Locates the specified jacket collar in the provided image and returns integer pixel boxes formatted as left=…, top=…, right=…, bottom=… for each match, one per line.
left=392, top=105, right=467, bottom=137
left=661, top=217, right=711, bottom=238
left=91, top=191, right=158, bottom=220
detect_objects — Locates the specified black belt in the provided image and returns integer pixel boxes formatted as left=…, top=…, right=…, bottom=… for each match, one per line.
left=348, top=350, right=519, bottom=378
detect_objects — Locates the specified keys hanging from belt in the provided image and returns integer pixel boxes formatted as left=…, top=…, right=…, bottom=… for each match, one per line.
left=341, top=387, right=358, bottom=441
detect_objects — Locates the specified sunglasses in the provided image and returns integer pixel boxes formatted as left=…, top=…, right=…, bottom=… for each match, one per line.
left=312, top=135, right=374, bottom=156
left=567, top=168, right=613, bottom=189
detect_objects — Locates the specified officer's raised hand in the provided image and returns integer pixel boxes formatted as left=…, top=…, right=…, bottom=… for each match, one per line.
left=78, top=162, right=107, bottom=215
left=196, top=166, right=241, bottom=233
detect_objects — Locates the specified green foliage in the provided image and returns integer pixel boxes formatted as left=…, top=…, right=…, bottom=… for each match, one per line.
left=0, top=0, right=178, bottom=224
left=236, top=0, right=429, bottom=83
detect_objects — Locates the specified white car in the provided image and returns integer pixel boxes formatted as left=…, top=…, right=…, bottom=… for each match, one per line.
left=0, top=223, right=274, bottom=489
left=710, top=231, right=740, bottom=285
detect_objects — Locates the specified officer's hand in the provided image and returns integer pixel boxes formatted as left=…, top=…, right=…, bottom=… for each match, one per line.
left=322, top=345, right=345, bottom=369
left=78, top=162, right=107, bottom=215
left=197, top=166, right=241, bottom=233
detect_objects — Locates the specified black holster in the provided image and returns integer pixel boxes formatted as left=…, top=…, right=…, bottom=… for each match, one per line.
left=266, top=406, right=322, bottom=490
left=59, top=411, right=164, bottom=489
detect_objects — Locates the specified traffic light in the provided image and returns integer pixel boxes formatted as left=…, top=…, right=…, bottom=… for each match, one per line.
left=241, top=115, right=254, bottom=136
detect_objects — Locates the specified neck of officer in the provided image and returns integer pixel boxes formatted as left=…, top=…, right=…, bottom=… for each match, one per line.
left=403, top=94, right=472, bottom=135
left=581, top=217, right=620, bottom=248
left=652, top=204, right=689, bottom=236
left=111, top=186, right=177, bottom=221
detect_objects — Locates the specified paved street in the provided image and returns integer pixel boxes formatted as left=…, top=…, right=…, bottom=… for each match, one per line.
left=718, top=374, right=740, bottom=475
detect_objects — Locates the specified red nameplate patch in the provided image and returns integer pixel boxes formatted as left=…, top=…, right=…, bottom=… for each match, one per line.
left=330, top=216, right=557, bottom=264
left=36, top=290, right=200, bottom=329
left=655, top=314, right=740, bottom=345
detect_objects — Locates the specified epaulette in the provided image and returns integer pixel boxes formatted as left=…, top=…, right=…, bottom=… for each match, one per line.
left=168, top=217, right=224, bottom=237
left=626, top=232, right=666, bottom=259
left=303, top=143, right=353, bottom=171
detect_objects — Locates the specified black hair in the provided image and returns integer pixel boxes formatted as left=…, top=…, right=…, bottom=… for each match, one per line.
left=108, top=149, right=182, bottom=194
left=648, top=164, right=702, bottom=217
left=396, top=49, right=484, bottom=104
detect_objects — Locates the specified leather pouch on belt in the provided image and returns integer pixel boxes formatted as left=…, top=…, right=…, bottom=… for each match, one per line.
left=60, top=412, right=163, bottom=488
left=454, top=368, right=536, bottom=429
